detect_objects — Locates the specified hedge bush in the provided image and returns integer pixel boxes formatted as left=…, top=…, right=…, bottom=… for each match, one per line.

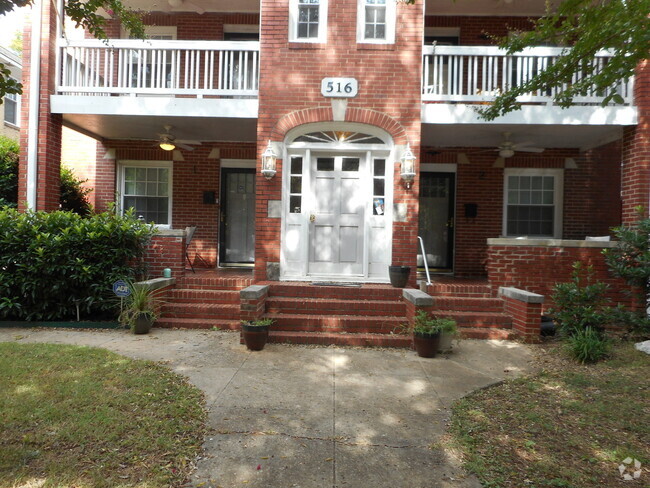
left=0, top=208, right=157, bottom=321
left=0, top=136, right=19, bottom=208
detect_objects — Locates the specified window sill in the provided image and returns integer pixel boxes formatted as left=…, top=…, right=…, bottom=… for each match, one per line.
left=4, top=121, right=19, bottom=129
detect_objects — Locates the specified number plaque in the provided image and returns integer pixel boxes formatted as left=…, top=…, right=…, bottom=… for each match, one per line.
left=321, top=78, right=358, bottom=98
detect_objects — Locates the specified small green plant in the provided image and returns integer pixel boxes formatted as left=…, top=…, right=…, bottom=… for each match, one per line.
left=241, top=318, right=274, bottom=327
left=564, top=326, right=611, bottom=364
left=549, top=262, right=612, bottom=336
left=118, top=282, right=159, bottom=330
left=411, top=310, right=454, bottom=336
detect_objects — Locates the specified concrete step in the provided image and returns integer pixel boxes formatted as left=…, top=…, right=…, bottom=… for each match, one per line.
left=432, top=296, right=504, bottom=313
left=162, top=303, right=240, bottom=320
left=431, top=310, right=512, bottom=328
left=155, top=317, right=241, bottom=330
left=260, top=330, right=412, bottom=348
left=459, top=327, right=517, bottom=340
left=266, top=297, right=406, bottom=317
left=266, top=282, right=405, bottom=301
left=263, top=313, right=405, bottom=335
left=169, top=288, right=240, bottom=304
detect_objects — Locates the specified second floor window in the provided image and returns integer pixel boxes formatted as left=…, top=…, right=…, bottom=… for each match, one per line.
left=4, top=79, right=18, bottom=126
left=290, top=0, right=327, bottom=43
left=357, top=0, right=395, bottom=44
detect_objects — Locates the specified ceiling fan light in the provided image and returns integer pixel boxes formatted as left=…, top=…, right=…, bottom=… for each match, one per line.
left=499, top=148, right=515, bottom=158
left=160, top=141, right=176, bottom=151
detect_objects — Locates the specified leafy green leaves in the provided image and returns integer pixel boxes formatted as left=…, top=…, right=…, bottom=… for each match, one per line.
left=0, top=208, right=156, bottom=321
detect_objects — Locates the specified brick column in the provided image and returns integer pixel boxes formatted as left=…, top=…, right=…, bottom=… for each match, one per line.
left=621, top=60, right=650, bottom=223
left=499, top=287, right=544, bottom=343
left=18, top=0, right=63, bottom=211
left=240, top=285, right=269, bottom=323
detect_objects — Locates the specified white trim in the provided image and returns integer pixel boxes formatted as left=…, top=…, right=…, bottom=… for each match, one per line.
left=356, top=0, right=396, bottom=44
left=117, top=160, right=173, bottom=229
left=289, top=0, right=328, bottom=43
left=421, top=163, right=457, bottom=173
left=286, top=122, right=393, bottom=146
left=503, top=168, right=564, bottom=239
left=220, top=159, right=256, bottom=168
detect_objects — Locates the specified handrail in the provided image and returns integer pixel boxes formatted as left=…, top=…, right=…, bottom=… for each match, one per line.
left=417, top=236, right=431, bottom=286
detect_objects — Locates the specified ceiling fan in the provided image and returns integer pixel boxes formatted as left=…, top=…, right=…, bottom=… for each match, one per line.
left=491, top=132, right=544, bottom=166
left=151, top=0, right=206, bottom=14
left=154, top=125, right=201, bottom=151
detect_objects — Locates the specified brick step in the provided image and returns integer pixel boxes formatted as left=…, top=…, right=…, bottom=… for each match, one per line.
left=162, top=303, right=240, bottom=320
left=178, top=276, right=253, bottom=290
left=169, top=288, right=240, bottom=304
left=260, top=330, right=412, bottom=348
left=431, top=310, right=512, bottom=328
left=432, top=296, right=504, bottom=313
left=266, top=297, right=406, bottom=317
left=459, top=327, right=518, bottom=340
left=427, top=282, right=493, bottom=298
left=263, top=313, right=405, bottom=334
left=266, top=282, right=405, bottom=301
left=155, top=317, right=241, bottom=330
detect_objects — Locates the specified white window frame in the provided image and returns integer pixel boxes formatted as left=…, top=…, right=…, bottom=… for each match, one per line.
left=117, top=160, right=173, bottom=228
left=289, top=0, right=328, bottom=43
left=356, top=0, right=395, bottom=44
left=3, top=77, right=19, bottom=127
left=503, top=168, right=564, bottom=238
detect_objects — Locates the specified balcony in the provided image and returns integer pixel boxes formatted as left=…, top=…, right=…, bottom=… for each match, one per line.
left=57, top=39, right=260, bottom=97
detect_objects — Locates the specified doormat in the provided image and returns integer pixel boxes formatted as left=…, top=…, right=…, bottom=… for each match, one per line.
left=311, top=282, right=362, bottom=287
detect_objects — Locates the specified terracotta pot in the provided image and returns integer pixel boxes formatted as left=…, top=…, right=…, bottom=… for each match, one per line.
left=241, top=323, right=270, bottom=351
left=132, top=312, right=153, bottom=334
left=413, top=331, right=441, bottom=358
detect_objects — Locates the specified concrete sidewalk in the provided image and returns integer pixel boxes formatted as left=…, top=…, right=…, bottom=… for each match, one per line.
left=0, top=328, right=535, bottom=488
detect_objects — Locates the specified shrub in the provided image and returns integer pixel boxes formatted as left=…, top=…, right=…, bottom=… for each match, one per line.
left=411, top=310, right=456, bottom=336
left=0, top=136, right=19, bottom=208
left=564, top=326, right=611, bottom=364
left=0, top=208, right=156, bottom=321
left=549, top=262, right=612, bottom=336
left=60, top=165, right=92, bottom=216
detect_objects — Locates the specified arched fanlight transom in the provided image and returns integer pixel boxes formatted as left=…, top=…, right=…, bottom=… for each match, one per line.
left=292, top=131, right=385, bottom=144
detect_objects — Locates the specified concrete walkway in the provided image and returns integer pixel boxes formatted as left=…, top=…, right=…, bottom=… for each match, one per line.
left=0, top=328, right=536, bottom=488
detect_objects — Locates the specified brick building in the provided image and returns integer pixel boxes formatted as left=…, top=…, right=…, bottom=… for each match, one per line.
left=18, top=0, right=648, bottom=343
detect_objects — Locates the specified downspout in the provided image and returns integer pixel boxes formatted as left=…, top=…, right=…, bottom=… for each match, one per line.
left=26, top=0, right=43, bottom=209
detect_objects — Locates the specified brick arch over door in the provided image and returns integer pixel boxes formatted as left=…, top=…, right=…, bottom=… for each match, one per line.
left=270, top=107, right=408, bottom=145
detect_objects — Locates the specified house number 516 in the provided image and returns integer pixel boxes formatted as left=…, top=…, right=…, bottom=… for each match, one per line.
left=321, top=78, right=358, bottom=98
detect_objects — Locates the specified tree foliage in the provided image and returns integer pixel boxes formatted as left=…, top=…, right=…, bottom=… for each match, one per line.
left=0, top=0, right=145, bottom=100
left=0, top=135, right=19, bottom=208
left=60, top=165, right=92, bottom=216
left=476, top=0, right=650, bottom=120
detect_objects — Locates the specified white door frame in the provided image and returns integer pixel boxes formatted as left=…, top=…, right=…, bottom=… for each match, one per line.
left=280, top=123, right=395, bottom=282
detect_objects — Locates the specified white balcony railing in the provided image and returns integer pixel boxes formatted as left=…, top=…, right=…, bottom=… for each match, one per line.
left=422, top=45, right=633, bottom=105
left=57, top=39, right=259, bottom=97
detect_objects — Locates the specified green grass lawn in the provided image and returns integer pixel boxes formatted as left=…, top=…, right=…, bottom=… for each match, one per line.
left=0, top=342, right=207, bottom=488
left=448, top=341, right=650, bottom=488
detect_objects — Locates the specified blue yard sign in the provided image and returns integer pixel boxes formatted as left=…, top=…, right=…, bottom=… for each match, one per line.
left=113, top=280, right=131, bottom=297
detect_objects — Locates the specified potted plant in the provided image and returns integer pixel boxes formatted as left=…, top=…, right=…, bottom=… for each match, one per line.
left=436, top=317, right=459, bottom=353
left=411, top=310, right=442, bottom=358
left=118, top=282, right=159, bottom=334
left=241, top=318, right=274, bottom=351
left=388, top=265, right=411, bottom=288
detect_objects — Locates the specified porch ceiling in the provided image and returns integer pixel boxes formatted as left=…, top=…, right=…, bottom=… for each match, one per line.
left=124, top=0, right=260, bottom=13
left=420, top=124, right=623, bottom=152
left=425, top=0, right=557, bottom=16
left=62, top=113, right=258, bottom=143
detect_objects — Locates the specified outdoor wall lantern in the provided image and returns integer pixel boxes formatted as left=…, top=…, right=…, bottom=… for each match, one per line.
left=400, top=143, right=416, bottom=189
left=261, top=141, right=277, bottom=179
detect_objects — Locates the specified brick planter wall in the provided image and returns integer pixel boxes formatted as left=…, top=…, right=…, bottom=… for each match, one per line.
left=144, top=231, right=186, bottom=280
left=487, top=239, right=639, bottom=310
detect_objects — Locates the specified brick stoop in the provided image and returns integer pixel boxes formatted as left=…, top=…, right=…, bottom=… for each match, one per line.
left=255, top=282, right=411, bottom=347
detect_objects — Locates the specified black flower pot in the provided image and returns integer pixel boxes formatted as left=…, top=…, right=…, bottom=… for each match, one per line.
left=388, top=266, right=411, bottom=288
left=413, top=331, right=441, bottom=358
left=241, top=323, right=270, bottom=351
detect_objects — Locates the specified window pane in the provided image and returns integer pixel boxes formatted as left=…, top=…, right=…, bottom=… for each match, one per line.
left=317, top=158, right=334, bottom=171
left=136, top=182, right=146, bottom=194
left=374, top=159, right=385, bottom=176
left=365, top=24, right=375, bottom=39
left=531, top=176, right=543, bottom=190
left=291, top=157, right=303, bottom=175
left=543, top=177, right=554, bottom=190
left=342, top=158, right=360, bottom=172
left=520, top=176, right=530, bottom=189
left=147, top=182, right=158, bottom=196
left=542, top=191, right=553, bottom=205
left=308, top=23, right=319, bottom=38
left=509, top=176, right=518, bottom=189
left=290, top=176, right=302, bottom=194
left=290, top=195, right=302, bottom=213
left=375, top=24, right=385, bottom=39
left=125, top=182, right=136, bottom=194
left=158, top=182, right=168, bottom=196
left=125, top=168, right=136, bottom=180
left=507, top=190, right=518, bottom=204
left=136, top=168, right=146, bottom=180
left=298, top=7, right=309, bottom=22
left=147, top=168, right=158, bottom=181
left=373, top=178, right=385, bottom=196
left=531, top=190, right=542, bottom=204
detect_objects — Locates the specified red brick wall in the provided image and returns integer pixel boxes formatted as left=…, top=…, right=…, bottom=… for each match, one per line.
left=422, top=146, right=622, bottom=277
left=487, top=243, right=638, bottom=310
left=256, top=0, right=424, bottom=281
left=144, top=234, right=185, bottom=279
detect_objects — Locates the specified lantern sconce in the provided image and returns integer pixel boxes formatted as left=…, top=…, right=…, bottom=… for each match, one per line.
left=261, top=141, right=277, bottom=180
left=400, top=143, right=416, bottom=189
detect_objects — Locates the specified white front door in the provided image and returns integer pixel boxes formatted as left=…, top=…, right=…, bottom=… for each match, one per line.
left=308, top=155, right=365, bottom=276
